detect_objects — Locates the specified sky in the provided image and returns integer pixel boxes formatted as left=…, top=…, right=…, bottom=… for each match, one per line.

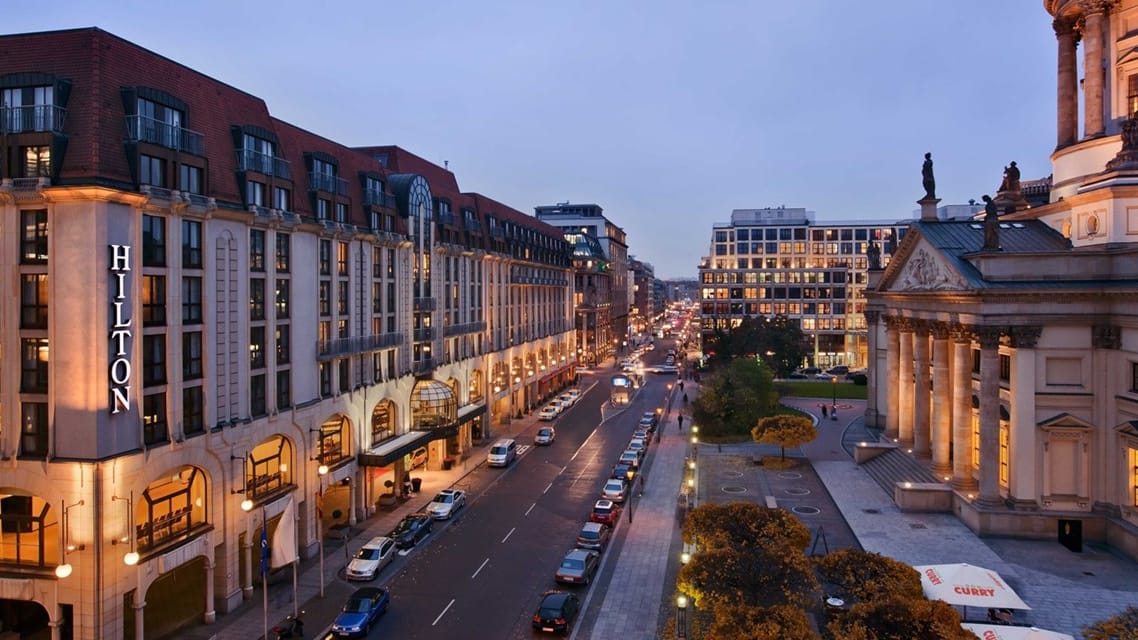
left=5, top=1, right=1057, bottom=279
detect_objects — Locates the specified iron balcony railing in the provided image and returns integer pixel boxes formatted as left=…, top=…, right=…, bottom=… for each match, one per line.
left=237, top=148, right=292, bottom=179
left=316, top=332, right=404, bottom=358
left=308, top=171, right=350, bottom=196
left=125, top=115, right=204, bottom=155
left=364, top=188, right=395, bottom=208
left=413, top=297, right=436, bottom=311
left=465, top=219, right=481, bottom=232
left=489, top=227, right=505, bottom=238
left=443, top=321, right=486, bottom=337
left=1, top=105, right=66, bottom=134
left=437, top=211, right=455, bottom=225
left=411, top=358, right=436, bottom=376
left=413, top=327, right=435, bottom=342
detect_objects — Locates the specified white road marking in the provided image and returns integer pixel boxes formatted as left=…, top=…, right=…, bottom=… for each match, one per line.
left=525, top=502, right=536, bottom=516
left=432, top=598, right=455, bottom=626
left=501, top=527, right=515, bottom=543
left=543, top=482, right=553, bottom=494
left=471, top=557, right=489, bottom=579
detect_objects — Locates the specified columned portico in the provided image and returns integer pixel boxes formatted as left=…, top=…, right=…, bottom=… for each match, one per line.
left=897, top=319, right=915, bottom=446
left=930, top=323, right=952, bottom=477
left=951, top=326, right=976, bottom=490
left=885, top=317, right=900, bottom=439
left=912, top=321, right=931, bottom=458
left=1082, top=2, right=1109, bottom=138
left=976, top=327, right=1004, bottom=507
left=864, top=310, right=881, bottom=426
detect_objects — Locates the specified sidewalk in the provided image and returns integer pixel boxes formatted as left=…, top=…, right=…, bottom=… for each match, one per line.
left=177, top=370, right=609, bottom=640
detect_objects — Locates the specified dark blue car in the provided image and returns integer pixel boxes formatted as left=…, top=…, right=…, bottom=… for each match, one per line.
left=331, top=587, right=389, bottom=638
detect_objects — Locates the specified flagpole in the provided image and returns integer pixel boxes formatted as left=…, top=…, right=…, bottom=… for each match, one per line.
left=292, top=562, right=299, bottom=618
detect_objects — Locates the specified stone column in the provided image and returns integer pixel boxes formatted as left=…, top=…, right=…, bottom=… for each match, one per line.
left=134, top=581, right=147, bottom=640
left=864, top=310, right=881, bottom=427
left=912, top=321, right=931, bottom=457
left=951, top=326, right=976, bottom=490
left=1008, top=326, right=1042, bottom=507
left=1055, top=15, right=1080, bottom=147
left=976, top=327, right=1004, bottom=507
left=1083, top=2, right=1110, bottom=138
left=204, top=559, right=217, bottom=623
left=885, top=317, right=900, bottom=439
left=897, top=319, right=915, bottom=447
left=930, top=323, right=952, bottom=477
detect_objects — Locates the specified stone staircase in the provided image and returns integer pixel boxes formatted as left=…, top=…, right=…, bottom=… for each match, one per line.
left=859, top=448, right=942, bottom=496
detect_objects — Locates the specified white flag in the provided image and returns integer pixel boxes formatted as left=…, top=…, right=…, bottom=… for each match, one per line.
left=270, top=496, right=298, bottom=569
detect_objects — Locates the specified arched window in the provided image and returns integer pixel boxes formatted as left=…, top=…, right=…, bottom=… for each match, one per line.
left=317, top=415, right=351, bottom=467
left=371, top=400, right=395, bottom=445
left=411, top=379, right=456, bottom=429
left=469, top=370, right=484, bottom=403
left=246, top=435, right=294, bottom=501
left=137, top=466, right=208, bottom=551
left=0, top=490, right=56, bottom=568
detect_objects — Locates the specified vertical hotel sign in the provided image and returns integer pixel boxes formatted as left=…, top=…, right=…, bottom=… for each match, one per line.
left=109, top=244, right=133, bottom=413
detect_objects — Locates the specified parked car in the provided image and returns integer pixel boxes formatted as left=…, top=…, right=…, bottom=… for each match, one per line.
left=345, top=536, right=397, bottom=581
left=534, top=426, right=556, bottom=446
left=331, top=587, right=389, bottom=638
left=575, top=522, right=612, bottom=552
left=589, top=499, right=621, bottom=526
left=389, top=513, right=433, bottom=549
left=538, top=406, right=559, bottom=421
left=618, top=450, right=641, bottom=469
left=487, top=439, right=518, bottom=467
left=408, top=446, right=428, bottom=470
left=642, top=412, right=661, bottom=428
left=425, top=489, right=466, bottom=520
left=557, top=393, right=576, bottom=407
left=601, top=478, right=627, bottom=503
left=565, top=388, right=581, bottom=401
left=554, top=548, right=600, bottom=585
left=633, top=428, right=650, bottom=441
left=532, top=590, right=581, bottom=634
left=611, top=462, right=635, bottom=483
left=627, top=438, right=648, bottom=456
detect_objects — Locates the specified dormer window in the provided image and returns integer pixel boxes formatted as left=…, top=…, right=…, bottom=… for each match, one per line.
left=310, top=157, right=346, bottom=194
left=1, top=85, right=60, bottom=133
left=127, top=95, right=203, bottom=155
left=239, top=133, right=291, bottom=178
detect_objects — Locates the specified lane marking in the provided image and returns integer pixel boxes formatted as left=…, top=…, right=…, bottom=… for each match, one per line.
left=501, top=527, right=515, bottom=543
left=543, top=482, right=553, bottom=494
left=432, top=598, right=455, bottom=626
left=471, top=557, right=489, bottom=579
left=525, top=502, right=536, bottom=516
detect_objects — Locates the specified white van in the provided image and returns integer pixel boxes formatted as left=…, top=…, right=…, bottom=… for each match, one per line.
left=487, top=439, right=518, bottom=467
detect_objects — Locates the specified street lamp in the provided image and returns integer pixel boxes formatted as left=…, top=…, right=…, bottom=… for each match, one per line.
left=831, top=375, right=838, bottom=420
left=626, top=469, right=635, bottom=523
left=317, top=463, right=329, bottom=598
left=676, top=594, right=688, bottom=639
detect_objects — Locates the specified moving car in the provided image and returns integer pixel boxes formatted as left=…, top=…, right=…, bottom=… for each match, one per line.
left=601, top=478, right=627, bottom=503
left=331, top=587, right=389, bottom=638
left=425, top=489, right=466, bottom=520
left=487, top=439, right=518, bottom=467
left=589, top=499, right=621, bottom=526
left=538, top=406, right=559, bottom=421
left=532, top=590, right=581, bottom=634
left=345, top=536, right=397, bottom=581
left=389, top=513, right=433, bottom=549
left=534, top=426, right=556, bottom=446
left=554, top=548, right=600, bottom=585
left=575, top=522, right=612, bottom=552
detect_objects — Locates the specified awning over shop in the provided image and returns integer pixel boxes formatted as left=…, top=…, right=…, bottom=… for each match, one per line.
left=540, top=364, right=573, bottom=384
left=456, top=403, right=486, bottom=425
left=356, top=404, right=485, bottom=467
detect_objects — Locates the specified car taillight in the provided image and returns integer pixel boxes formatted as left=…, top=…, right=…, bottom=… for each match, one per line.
left=555, top=618, right=566, bottom=624
left=533, top=615, right=543, bottom=622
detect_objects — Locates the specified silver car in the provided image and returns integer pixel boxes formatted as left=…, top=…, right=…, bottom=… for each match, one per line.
left=345, top=536, right=397, bottom=581
left=425, top=489, right=466, bottom=520
left=554, top=548, right=599, bottom=585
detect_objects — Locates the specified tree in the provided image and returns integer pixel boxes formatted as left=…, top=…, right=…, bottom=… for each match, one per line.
left=752, top=415, right=817, bottom=460
left=1083, top=606, right=1138, bottom=640
left=678, top=546, right=820, bottom=611
left=705, top=604, right=818, bottom=640
left=813, top=549, right=923, bottom=603
left=826, top=596, right=975, bottom=640
left=683, top=501, right=812, bottom=553
left=703, top=315, right=809, bottom=377
left=691, top=358, right=777, bottom=437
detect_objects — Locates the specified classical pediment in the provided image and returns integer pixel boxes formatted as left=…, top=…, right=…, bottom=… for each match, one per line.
left=881, top=240, right=969, bottom=292
left=1038, top=412, right=1095, bottom=431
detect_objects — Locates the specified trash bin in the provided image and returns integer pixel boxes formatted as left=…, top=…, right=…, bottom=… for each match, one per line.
left=442, top=457, right=455, bottom=470
left=411, top=477, right=422, bottom=493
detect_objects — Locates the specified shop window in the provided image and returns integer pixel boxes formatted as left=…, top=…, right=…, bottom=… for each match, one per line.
left=136, top=466, right=207, bottom=552
left=318, top=416, right=351, bottom=466
left=245, top=436, right=293, bottom=501
left=0, top=492, right=55, bottom=568
left=371, top=401, right=394, bottom=444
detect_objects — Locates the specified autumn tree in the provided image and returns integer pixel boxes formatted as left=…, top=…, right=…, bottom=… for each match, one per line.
left=826, top=595, right=975, bottom=640
left=814, top=549, right=923, bottom=603
left=683, top=501, right=812, bottom=553
left=1082, top=606, right=1138, bottom=640
left=678, top=546, right=820, bottom=612
left=752, top=415, right=817, bottom=460
left=705, top=604, right=819, bottom=640
left=691, top=357, right=777, bottom=437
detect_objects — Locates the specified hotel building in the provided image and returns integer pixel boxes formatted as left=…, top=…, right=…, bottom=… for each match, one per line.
left=0, top=27, right=574, bottom=638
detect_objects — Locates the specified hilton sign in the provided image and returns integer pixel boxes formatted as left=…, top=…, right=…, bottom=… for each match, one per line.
left=109, top=244, right=133, bottom=413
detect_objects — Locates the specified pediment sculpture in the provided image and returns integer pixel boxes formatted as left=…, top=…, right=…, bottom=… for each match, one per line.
left=898, top=247, right=968, bottom=291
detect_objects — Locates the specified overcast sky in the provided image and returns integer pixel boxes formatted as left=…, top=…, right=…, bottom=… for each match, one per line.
left=7, top=1, right=1057, bottom=279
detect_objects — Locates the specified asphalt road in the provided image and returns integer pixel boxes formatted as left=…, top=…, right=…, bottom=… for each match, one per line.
left=308, top=345, right=673, bottom=639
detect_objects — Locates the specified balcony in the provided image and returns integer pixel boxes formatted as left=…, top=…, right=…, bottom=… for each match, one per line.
left=489, top=227, right=505, bottom=238
left=308, top=171, right=350, bottom=196
left=364, top=188, right=394, bottom=208
left=1, top=105, right=66, bottom=134
left=443, top=321, right=486, bottom=337
left=413, top=297, right=436, bottom=311
left=237, top=148, right=292, bottom=179
left=437, top=211, right=456, bottom=225
left=125, top=115, right=204, bottom=155
left=411, top=358, right=437, bottom=376
left=317, top=332, right=404, bottom=359
left=465, top=219, right=482, bottom=232
left=413, top=327, right=435, bottom=342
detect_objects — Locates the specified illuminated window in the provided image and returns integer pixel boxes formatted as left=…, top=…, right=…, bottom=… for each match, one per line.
left=971, top=411, right=980, bottom=470
left=999, top=420, right=1009, bottom=487
left=20, top=274, right=48, bottom=329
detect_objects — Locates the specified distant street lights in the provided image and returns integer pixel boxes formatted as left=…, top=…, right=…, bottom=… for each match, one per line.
left=831, top=375, right=838, bottom=420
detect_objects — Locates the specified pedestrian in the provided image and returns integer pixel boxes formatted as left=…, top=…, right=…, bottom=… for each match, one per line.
left=677, top=414, right=684, bottom=431
left=832, top=404, right=838, bottom=421
left=821, top=404, right=828, bottom=419
left=679, top=381, right=684, bottom=391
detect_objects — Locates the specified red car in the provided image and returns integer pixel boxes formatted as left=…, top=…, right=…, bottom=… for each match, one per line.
left=589, top=499, right=622, bottom=526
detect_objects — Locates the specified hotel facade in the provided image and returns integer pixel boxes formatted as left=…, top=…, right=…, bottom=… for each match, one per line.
left=864, top=0, right=1138, bottom=561
left=0, top=28, right=575, bottom=638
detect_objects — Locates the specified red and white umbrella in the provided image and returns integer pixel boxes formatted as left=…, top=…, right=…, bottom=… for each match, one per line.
left=914, top=563, right=1031, bottom=610
left=960, top=623, right=1073, bottom=640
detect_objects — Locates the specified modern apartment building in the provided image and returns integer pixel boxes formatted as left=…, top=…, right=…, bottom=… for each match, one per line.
left=628, top=257, right=657, bottom=337
left=698, top=206, right=910, bottom=368
left=0, top=27, right=574, bottom=639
